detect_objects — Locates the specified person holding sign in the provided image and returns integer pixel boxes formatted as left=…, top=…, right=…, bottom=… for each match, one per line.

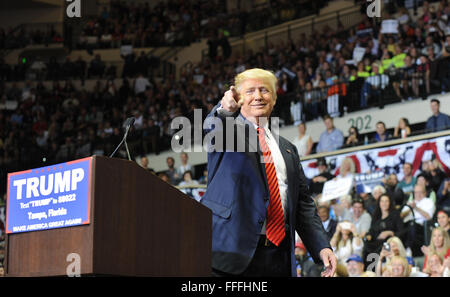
left=202, top=68, right=336, bottom=277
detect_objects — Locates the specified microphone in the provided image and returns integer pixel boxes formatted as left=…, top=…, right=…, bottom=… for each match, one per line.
left=109, top=117, right=135, bottom=160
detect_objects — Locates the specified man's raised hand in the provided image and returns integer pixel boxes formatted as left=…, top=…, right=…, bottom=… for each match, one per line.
left=221, top=86, right=242, bottom=113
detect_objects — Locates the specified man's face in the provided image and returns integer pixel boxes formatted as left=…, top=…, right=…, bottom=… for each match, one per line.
left=352, top=202, right=364, bottom=218
left=431, top=101, right=440, bottom=114
left=372, top=65, right=379, bottom=74
left=324, top=118, right=333, bottom=130
left=298, top=124, right=306, bottom=135
left=414, top=185, right=426, bottom=200
left=180, top=153, right=188, bottom=163
left=318, top=164, right=327, bottom=173
left=167, top=158, right=174, bottom=168
left=437, top=212, right=449, bottom=228
left=403, top=164, right=412, bottom=177
left=376, top=123, right=385, bottom=136
left=387, top=174, right=398, bottom=187
left=239, top=78, right=275, bottom=121
left=347, top=261, right=364, bottom=277
left=318, top=208, right=329, bottom=222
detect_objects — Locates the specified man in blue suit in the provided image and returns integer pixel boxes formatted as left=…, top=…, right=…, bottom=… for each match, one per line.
left=201, top=68, right=336, bottom=277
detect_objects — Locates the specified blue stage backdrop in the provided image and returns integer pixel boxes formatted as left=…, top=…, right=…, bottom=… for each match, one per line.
left=6, top=157, right=92, bottom=234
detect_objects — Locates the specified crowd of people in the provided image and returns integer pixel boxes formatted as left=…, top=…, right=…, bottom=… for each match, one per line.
left=292, top=98, right=449, bottom=157
left=293, top=152, right=450, bottom=277
left=1, top=0, right=450, bottom=276
left=0, top=25, right=63, bottom=50
left=76, top=0, right=328, bottom=50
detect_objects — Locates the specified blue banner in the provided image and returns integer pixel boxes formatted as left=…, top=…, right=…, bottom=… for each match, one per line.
left=6, top=157, right=92, bottom=234
left=354, top=171, right=385, bottom=194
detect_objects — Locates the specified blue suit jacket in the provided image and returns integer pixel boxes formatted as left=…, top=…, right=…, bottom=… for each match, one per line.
left=201, top=104, right=331, bottom=276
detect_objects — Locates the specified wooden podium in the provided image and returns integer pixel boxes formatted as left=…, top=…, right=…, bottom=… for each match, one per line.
left=4, top=156, right=212, bottom=276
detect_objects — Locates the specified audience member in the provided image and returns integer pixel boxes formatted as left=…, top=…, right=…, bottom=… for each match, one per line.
left=421, top=227, right=450, bottom=272
left=393, top=117, right=411, bottom=138
left=331, top=195, right=353, bottom=223
left=401, top=184, right=436, bottom=257
left=318, top=205, right=337, bottom=241
left=177, top=152, right=194, bottom=178
left=376, top=236, right=408, bottom=276
left=294, top=241, right=321, bottom=277
left=178, top=170, right=198, bottom=187
left=309, top=157, right=334, bottom=195
left=165, top=156, right=181, bottom=185
left=344, top=126, right=360, bottom=148
left=364, top=194, right=406, bottom=258
left=292, top=122, right=313, bottom=157
left=436, top=210, right=450, bottom=236
left=425, top=99, right=450, bottom=132
left=346, top=254, right=366, bottom=277
left=397, top=163, right=417, bottom=196
left=336, top=157, right=356, bottom=181
left=360, top=62, right=389, bottom=108
left=342, top=198, right=372, bottom=238
left=315, top=115, right=344, bottom=153
left=389, top=255, right=411, bottom=277
left=437, top=179, right=450, bottom=213
left=410, top=172, right=437, bottom=204
left=330, top=221, right=364, bottom=277
left=385, top=173, right=406, bottom=208
left=422, top=159, right=447, bottom=194
left=373, top=121, right=391, bottom=143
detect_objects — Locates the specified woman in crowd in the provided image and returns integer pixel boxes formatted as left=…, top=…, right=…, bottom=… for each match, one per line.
left=336, top=157, right=356, bottom=181
left=421, top=227, right=450, bottom=272
left=292, top=122, right=313, bottom=157
left=423, top=253, right=447, bottom=277
left=364, top=194, right=406, bottom=258
left=389, top=256, right=411, bottom=277
left=376, top=236, right=407, bottom=276
left=344, top=126, right=360, bottom=147
left=393, top=117, right=411, bottom=138
left=330, top=221, right=363, bottom=276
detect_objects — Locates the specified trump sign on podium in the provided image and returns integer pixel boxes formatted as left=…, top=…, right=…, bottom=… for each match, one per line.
left=6, top=157, right=92, bottom=233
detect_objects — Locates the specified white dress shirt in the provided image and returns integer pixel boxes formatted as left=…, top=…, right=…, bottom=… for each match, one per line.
left=401, top=197, right=435, bottom=226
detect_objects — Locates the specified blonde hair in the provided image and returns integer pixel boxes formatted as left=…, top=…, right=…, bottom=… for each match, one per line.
left=423, top=253, right=443, bottom=275
left=234, top=68, right=278, bottom=101
left=390, top=256, right=411, bottom=277
left=428, top=227, right=450, bottom=260
left=361, top=271, right=377, bottom=277
left=386, top=236, right=407, bottom=258
left=372, top=185, right=386, bottom=196
left=339, top=157, right=356, bottom=176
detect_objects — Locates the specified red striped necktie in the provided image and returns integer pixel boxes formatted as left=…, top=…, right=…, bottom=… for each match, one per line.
left=257, top=127, right=285, bottom=246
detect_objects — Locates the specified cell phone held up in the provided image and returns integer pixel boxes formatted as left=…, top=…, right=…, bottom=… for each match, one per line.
left=383, top=242, right=390, bottom=252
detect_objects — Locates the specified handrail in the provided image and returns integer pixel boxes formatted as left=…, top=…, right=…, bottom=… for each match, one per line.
left=229, top=4, right=360, bottom=47
left=301, top=130, right=450, bottom=161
